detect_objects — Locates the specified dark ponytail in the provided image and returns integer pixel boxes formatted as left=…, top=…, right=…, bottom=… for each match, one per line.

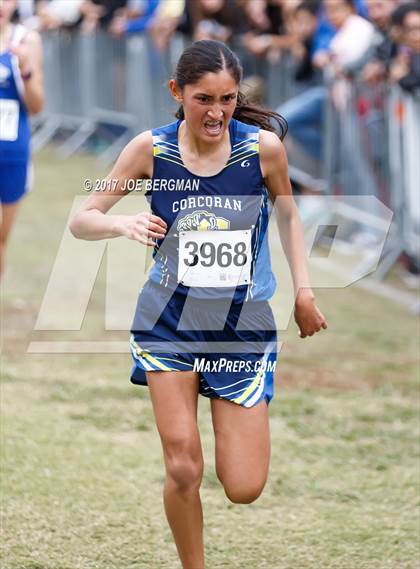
left=173, top=40, right=288, bottom=141
left=233, top=92, right=288, bottom=140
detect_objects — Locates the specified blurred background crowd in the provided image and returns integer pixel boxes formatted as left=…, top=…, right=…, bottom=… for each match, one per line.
left=3, top=0, right=420, bottom=296
left=12, top=0, right=420, bottom=94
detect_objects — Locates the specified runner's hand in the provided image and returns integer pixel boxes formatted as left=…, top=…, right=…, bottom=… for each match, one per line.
left=119, top=212, right=167, bottom=246
left=294, top=290, right=327, bottom=338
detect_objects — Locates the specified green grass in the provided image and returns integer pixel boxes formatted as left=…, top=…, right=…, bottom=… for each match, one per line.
left=1, top=149, right=419, bottom=569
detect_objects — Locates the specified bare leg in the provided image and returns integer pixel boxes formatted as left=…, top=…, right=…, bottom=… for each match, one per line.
left=0, top=202, right=20, bottom=278
left=147, top=371, right=205, bottom=569
left=211, top=398, right=270, bottom=504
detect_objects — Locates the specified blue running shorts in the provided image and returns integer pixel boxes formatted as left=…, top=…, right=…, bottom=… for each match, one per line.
left=130, top=281, right=278, bottom=407
left=0, top=162, right=29, bottom=204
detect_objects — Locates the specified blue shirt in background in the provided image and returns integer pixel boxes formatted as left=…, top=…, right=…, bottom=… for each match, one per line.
left=312, top=0, right=368, bottom=55
left=125, top=0, right=160, bottom=34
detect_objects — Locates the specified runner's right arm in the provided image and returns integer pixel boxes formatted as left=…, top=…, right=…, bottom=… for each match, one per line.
left=70, top=131, right=167, bottom=246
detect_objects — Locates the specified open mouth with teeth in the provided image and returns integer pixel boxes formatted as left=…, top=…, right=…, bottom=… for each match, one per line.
left=203, top=120, right=223, bottom=136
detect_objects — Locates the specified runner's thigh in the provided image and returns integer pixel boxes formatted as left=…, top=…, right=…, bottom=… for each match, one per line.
left=147, top=371, right=203, bottom=477
left=211, top=398, right=270, bottom=492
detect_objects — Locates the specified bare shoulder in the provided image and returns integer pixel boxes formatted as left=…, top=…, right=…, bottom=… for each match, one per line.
left=124, top=129, right=153, bottom=158
left=259, top=129, right=288, bottom=179
left=113, top=130, right=153, bottom=179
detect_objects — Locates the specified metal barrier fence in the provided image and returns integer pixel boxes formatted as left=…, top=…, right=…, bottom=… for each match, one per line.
left=34, top=30, right=307, bottom=161
left=33, top=30, right=420, bottom=282
left=389, top=88, right=420, bottom=272
left=33, top=30, right=185, bottom=160
left=321, top=79, right=420, bottom=279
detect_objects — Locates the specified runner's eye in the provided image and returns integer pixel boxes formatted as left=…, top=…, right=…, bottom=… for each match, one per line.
left=196, top=96, right=211, bottom=103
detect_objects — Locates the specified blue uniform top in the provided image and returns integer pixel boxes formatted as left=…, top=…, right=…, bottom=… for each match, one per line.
left=0, top=25, right=30, bottom=164
left=146, top=118, right=276, bottom=303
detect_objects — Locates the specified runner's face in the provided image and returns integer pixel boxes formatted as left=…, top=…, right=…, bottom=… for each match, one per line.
left=172, top=70, right=239, bottom=143
left=0, top=0, right=17, bottom=28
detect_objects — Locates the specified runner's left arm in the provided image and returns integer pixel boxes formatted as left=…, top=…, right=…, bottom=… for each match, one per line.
left=260, top=129, right=327, bottom=338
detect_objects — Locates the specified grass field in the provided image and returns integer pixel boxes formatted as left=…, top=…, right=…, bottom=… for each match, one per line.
left=1, top=149, right=419, bottom=569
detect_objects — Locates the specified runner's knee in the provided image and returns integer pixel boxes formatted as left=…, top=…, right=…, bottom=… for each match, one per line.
left=223, top=480, right=266, bottom=504
left=163, top=435, right=203, bottom=492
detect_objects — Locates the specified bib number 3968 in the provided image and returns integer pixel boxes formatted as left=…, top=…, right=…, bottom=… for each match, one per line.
left=178, top=230, right=252, bottom=287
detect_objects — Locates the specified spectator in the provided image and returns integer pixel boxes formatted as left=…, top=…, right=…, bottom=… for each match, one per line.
left=241, top=0, right=271, bottom=33
left=388, top=1, right=413, bottom=44
left=290, top=0, right=322, bottom=84
left=108, top=0, right=159, bottom=37
left=361, top=0, right=399, bottom=84
left=36, top=0, right=84, bottom=30
left=194, top=0, right=233, bottom=43
left=241, top=0, right=297, bottom=58
left=389, top=2, right=420, bottom=92
left=80, top=0, right=127, bottom=34
left=276, top=0, right=374, bottom=161
left=324, top=0, right=375, bottom=75
left=193, top=0, right=248, bottom=44
left=148, top=0, right=185, bottom=51
left=311, top=0, right=368, bottom=66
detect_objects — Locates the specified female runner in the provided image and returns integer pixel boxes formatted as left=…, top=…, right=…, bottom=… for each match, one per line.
left=70, top=40, right=327, bottom=569
left=0, top=0, right=44, bottom=276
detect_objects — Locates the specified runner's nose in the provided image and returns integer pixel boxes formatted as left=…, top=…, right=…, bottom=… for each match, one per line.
left=207, top=106, right=223, bottom=120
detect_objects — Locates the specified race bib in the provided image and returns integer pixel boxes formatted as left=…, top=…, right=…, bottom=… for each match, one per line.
left=0, top=99, right=19, bottom=141
left=178, top=230, right=252, bottom=288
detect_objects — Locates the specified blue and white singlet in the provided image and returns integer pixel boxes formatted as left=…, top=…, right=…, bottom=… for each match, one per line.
left=130, top=118, right=279, bottom=407
left=0, top=25, right=31, bottom=204
left=147, top=118, right=276, bottom=302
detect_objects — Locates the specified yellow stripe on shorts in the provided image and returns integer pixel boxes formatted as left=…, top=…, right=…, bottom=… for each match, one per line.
left=131, top=336, right=173, bottom=372
left=141, top=351, right=173, bottom=371
left=233, top=369, right=263, bottom=405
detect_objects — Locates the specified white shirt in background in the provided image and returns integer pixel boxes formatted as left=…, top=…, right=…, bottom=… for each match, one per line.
left=330, top=14, right=375, bottom=66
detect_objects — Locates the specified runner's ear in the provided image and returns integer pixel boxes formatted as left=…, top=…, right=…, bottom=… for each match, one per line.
left=169, top=79, right=183, bottom=103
